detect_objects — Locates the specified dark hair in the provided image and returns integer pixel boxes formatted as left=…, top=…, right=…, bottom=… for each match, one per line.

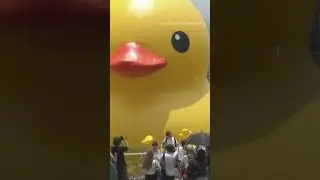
left=152, top=141, right=158, bottom=147
left=166, top=144, right=175, bottom=153
left=196, top=148, right=206, bottom=164
left=181, top=140, right=186, bottom=146
left=165, top=131, right=172, bottom=136
left=113, top=137, right=121, bottom=146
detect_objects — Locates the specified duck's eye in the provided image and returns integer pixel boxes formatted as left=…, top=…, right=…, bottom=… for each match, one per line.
left=171, top=31, right=190, bottom=53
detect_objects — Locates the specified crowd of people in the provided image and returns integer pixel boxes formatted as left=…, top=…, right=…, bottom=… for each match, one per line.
left=111, top=131, right=210, bottom=180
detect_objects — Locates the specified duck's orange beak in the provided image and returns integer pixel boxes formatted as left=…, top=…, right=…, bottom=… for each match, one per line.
left=110, top=42, right=167, bottom=77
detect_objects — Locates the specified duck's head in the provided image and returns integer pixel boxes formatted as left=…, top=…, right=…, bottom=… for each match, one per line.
left=110, top=0, right=210, bottom=94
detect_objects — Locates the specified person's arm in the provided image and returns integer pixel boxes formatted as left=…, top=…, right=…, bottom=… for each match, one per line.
left=110, top=152, right=116, bottom=163
left=173, top=150, right=179, bottom=157
left=155, top=160, right=161, bottom=171
left=177, top=148, right=183, bottom=161
left=119, top=136, right=129, bottom=152
left=174, top=137, right=179, bottom=147
left=161, top=138, right=166, bottom=147
left=183, top=156, right=189, bottom=169
left=121, top=136, right=129, bottom=147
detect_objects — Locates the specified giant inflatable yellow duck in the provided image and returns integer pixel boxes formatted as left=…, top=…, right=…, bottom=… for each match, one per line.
left=110, top=0, right=210, bottom=148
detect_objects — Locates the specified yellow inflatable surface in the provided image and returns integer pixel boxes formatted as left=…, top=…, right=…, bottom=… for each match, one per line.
left=110, top=0, right=210, bottom=147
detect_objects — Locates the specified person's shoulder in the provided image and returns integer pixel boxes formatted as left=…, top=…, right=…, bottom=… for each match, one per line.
left=164, top=153, right=172, bottom=158
left=173, top=136, right=178, bottom=140
left=173, top=151, right=179, bottom=156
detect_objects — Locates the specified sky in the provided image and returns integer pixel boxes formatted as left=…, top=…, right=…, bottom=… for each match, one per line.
left=190, top=0, right=210, bottom=31
left=190, top=0, right=210, bottom=72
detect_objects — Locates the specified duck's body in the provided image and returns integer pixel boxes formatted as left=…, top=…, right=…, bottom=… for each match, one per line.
left=110, top=80, right=210, bottom=147
left=110, top=0, right=210, bottom=147
left=164, top=92, right=210, bottom=133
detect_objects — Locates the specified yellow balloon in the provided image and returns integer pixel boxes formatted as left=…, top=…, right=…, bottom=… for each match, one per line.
left=141, top=135, right=154, bottom=144
left=182, top=129, right=189, bottom=132
left=181, top=129, right=192, bottom=136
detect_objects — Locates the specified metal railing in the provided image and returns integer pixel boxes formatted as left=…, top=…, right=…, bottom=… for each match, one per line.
left=110, top=151, right=146, bottom=178
left=124, top=152, right=146, bottom=156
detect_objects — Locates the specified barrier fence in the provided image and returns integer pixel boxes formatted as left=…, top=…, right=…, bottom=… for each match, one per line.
left=125, top=152, right=145, bottom=178
left=110, top=152, right=146, bottom=179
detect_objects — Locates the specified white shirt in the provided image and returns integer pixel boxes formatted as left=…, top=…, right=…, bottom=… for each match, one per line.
left=143, top=159, right=161, bottom=175
left=153, top=150, right=161, bottom=161
left=182, top=155, right=189, bottom=170
left=176, top=146, right=185, bottom=161
left=162, top=136, right=178, bottom=147
left=160, top=151, right=178, bottom=176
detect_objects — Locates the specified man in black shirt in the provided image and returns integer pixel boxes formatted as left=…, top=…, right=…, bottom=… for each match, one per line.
left=111, top=136, right=129, bottom=180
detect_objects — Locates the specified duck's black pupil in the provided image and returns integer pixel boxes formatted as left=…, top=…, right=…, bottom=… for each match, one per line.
left=171, top=31, right=190, bottom=53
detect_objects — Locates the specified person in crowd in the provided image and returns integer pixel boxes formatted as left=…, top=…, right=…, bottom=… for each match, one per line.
left=177, top=140, right=187, bottom=161
left=182, top=145, right=196, bottom=180
left=110, top=157, right=118, bottom=180
left=176, top=140, right=187, bottom=179
left=194, top=147, right=208, bottom=180
left=181, top=140, right=187, bottom=149
left=205, top=146, right=210, bottom=177
left=151, top=141, right=161, bottom=161
left=161, top=131, right=178, bottom=149
left=111, top=136, right=129, bottom=180
left=142, top=150, right=161, bottom=180
left=160, top=144, right=179, bottom=180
